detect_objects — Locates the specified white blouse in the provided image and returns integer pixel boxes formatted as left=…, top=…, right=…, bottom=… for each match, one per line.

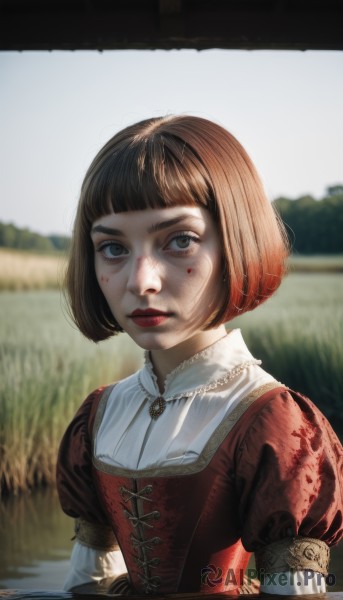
left=64, top=329, right=325, bottom=595
left=94, top=329, right=275, bottom=470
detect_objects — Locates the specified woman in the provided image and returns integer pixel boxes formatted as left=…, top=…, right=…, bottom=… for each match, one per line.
left=57, top=115, right=342, bottom=595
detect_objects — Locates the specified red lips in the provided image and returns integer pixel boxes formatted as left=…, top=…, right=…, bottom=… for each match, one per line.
left=129, top=308, right=171, bottom=327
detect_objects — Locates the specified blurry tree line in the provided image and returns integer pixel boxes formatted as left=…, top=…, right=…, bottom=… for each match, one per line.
left=0, top=222, right=70, bottom=253
left=1, top=184, right=343, bottom=254
left=273, top=185, right=343, bottom=254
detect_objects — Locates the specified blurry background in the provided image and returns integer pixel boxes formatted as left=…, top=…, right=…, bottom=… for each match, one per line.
left=1, top=49, right=343, bottom=236
left=0, top=1, right=342, bottom=591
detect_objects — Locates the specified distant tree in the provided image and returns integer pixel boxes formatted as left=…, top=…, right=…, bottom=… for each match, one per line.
left=273, top=192, right=343, bottom=254
left=49, top=234, right=70, bottom=251
left=0, top=222, right=17, bottom=247
left=0, top=221, right=70, bottom=253
left=326, top=184, right=343, bottom=197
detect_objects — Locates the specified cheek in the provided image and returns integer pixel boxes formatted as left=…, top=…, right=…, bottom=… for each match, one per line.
left=94, top=259, right=109, bottom=287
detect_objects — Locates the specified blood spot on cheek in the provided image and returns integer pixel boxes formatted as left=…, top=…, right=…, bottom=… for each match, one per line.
left=187, top=268, right=192, bottom=274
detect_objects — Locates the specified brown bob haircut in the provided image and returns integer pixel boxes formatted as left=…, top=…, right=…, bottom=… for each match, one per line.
left=66, top=115, right=289, bottom=342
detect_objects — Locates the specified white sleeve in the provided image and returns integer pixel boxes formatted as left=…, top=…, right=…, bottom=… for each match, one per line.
left=63, top=541, right=127, bottom=592
left=260, top=570, right=326, bottom=595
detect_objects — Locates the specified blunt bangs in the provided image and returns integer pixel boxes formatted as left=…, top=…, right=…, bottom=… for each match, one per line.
left=80, top=125, right=213, bottom=227
left=66, top=115, right=289, bottom=342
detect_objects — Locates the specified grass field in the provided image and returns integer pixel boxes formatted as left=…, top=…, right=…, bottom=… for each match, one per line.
left=0, top=291, right=143, bottom=495
left=288, top=254, right=343, bottom=273
left=0, top=269, right=342, bottom=495
left=231, top=272, right=343, bottom=426
left=0, top=248, right=65, bottom=291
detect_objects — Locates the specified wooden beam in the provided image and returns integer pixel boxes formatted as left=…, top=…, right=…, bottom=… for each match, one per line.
left=0, top=0, right=342, bottom=51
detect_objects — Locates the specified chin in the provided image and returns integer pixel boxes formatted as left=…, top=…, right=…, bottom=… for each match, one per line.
left=131, top=332, right=181, bottom=352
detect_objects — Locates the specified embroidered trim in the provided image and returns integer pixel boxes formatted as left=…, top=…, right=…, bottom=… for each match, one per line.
left=92, top=381, right=282, bottom=478
left=74, top=517, right=119, bottom=551
left=108, top=574, right=132, bottom=595
left=255, top=537, right=330, bottom=576
left=138, top=359, right=262, bottom=403
left=238, top=575, right=260, bottom=594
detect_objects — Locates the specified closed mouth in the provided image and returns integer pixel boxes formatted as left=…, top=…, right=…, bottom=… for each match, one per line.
left=129, top=309, right=171, bottom=318
left=128, top=309, right=173, bottom=327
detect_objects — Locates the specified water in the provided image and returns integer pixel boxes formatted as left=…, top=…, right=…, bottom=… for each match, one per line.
left=0, top=488, right=342, bottom=592
left=0, top=489, right=71, bottom=590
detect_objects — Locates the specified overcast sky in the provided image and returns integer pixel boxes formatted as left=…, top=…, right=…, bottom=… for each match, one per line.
left=1, top=49, right=342, bottom=235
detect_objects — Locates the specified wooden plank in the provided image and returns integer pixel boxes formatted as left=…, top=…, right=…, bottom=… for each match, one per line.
left=0, top=0, right=343, bottom=50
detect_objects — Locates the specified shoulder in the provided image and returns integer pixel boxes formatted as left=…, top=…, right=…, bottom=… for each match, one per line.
left=231, top=386, right=342, bottom=465
left=70, top=385, right=113, bottom=437
left=237, top=386, right=330, bottom=431
left=233, top=387, right=343, bottom=549
left=255, top=387, right=338, bottom=437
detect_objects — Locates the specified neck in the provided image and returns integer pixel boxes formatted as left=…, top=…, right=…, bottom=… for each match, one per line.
left=149, top=325, right=227, bottom=393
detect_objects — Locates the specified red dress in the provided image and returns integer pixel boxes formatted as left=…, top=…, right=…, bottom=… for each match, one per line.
left=57, top=384, right=343, bottom=594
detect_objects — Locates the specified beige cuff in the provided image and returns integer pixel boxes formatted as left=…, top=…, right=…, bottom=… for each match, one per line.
left=74, top=517, right=119, bottom=551
left=255, top=536, right=330, bottom=576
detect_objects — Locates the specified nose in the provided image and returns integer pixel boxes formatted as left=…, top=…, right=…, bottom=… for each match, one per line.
left=127, top=255, right=162, bottom=295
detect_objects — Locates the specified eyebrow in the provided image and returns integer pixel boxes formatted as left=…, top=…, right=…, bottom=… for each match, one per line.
left=91, top=215, right=199, bottom=237
left=91, top=225, right=124, bottom=236
left=148, top=215, right=197, bottom=233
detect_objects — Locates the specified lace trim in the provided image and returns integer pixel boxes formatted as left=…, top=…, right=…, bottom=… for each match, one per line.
left=74, top=517, right=119, bottom=551
left=143, top=354, right=160, bottom=388
left=143, top=332, right=230, bottom=378
left=92, top=381, right=282, bottom=478
left=255, top=537, right=330, bottom=576
left=138, top=359, right=262, bottom=402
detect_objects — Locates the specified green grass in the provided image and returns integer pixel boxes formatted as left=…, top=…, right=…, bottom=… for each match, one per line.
left=288, top=254, right=343, bottom=273
left=231, top=272, right=343, bottom=428
left=0, top=291, right=143, bottom=496
left=0, top=272, right=342, bottom=496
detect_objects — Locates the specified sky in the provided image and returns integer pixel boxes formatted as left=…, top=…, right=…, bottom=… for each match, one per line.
left=0, top=49, right=342, bottom=236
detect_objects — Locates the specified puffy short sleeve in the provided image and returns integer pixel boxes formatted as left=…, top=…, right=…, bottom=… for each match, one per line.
left=235, top=388, right=343, bottom=553
left=56, top=387, right=110, bottom=525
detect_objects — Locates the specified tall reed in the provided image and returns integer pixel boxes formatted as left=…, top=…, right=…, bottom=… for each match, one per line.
left=231, top=272, right=343, bottom=431
left=0, top=291, right=143, bottom=496
left=0, top=272, right=342, bottom=496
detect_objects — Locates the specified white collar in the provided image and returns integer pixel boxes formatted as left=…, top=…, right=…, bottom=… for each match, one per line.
left=138, top=329, right=261, bottom=402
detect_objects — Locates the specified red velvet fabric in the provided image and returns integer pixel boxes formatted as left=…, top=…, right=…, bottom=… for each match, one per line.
left=56, top=386, right=343, bottom=594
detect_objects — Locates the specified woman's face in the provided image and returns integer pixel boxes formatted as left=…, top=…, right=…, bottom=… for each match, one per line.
left=91, top=205, right=223, bottom=353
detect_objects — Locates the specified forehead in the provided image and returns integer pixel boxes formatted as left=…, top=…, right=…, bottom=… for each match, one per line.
left=91, top=205, right=212, bottom=234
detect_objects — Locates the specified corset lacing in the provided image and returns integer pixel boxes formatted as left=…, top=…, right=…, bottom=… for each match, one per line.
left=120, top=483, right=162, bottom=594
